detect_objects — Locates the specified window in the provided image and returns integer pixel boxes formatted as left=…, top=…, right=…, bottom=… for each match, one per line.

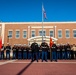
left=23, top=31, right=27, bottom=38
left=8, top=31, right=13, bottom=38
left=65, top=30, right=70, bottom=38
left=58, top=30, right=62, bottom=38
left=73, top=30, right=76, bottom=38
left=39, top=30, right=46, bottom=36
left=16, top=31, right=20, bottom=38
left=31, top=31, right=35, bottom=37
left=50, top=30, right=54, bottom=37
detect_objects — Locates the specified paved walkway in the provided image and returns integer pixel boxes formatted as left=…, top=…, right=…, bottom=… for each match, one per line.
left=0, top=60, right=76, bottom=75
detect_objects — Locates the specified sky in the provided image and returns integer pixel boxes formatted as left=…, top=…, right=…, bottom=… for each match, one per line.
left=0, top=0, right=76, bottom=22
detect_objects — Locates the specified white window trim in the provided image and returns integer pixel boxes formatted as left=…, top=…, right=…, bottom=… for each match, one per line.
left=31, top=30, right=36, bottom=37
left=73, top=29, right=76, bottom=38
left=49, top=29, right=54, bottom=37
left=65, top=29, right=70, bottom=38
left=58, top=29, right=62, bottom=38
left=15, top=30, right=20, bottom=39
left=22, top=30, right=27, bottom=39
left=8, top=30, right=13, bottom=39
left=38, top=30, right=46, bottom=36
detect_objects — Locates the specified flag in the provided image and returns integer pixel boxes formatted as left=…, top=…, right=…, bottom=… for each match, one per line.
left=0, top=38, right=2, bottom=49
left=49, top=37, right=53, bottom=47
left=42, top=4, right=47, bottom=19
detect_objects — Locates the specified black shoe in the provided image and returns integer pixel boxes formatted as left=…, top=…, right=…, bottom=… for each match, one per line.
left=50, top=60, right=52, bottom=62
left=45, top=60, right=48, bottom=62
left=31, top=60, right=33, bottom=62
left=55, top=60, right=57, bottom=62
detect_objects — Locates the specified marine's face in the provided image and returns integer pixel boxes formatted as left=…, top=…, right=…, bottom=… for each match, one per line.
left=43, top=40, right=46, bottom=43
left=34, top=40, right=36, bottom=43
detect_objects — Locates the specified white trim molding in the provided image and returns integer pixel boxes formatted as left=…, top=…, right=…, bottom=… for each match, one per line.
left=1, top=21, right=76, bottom=25
left=1, top=23, right=5, bottom=44
left=31, top=26, right=53, bottom=28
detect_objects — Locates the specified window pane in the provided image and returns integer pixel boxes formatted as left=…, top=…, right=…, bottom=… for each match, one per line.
left=66, top=30, right=70, bottom=38
left=73, top=30, right=76, bottom=37
left=8, top=31, right=12, bottom=38
left=39, top=31, right=42, bottom=36
left=39, top=31, right=46, bottom=36
left=58, top=30, right=62, bottom=38
left=50, top=31, right=54, bottom=37
left=16, top=35, right=19, bottom=37
left=31, top=31, right=35, bottom=37
left=23, top=31, right=27, bottom=38
left=16, top=31, right=20, bottom=38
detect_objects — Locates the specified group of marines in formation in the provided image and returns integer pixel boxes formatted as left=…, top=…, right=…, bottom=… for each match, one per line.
left=0, top=40, right=76, bottom=62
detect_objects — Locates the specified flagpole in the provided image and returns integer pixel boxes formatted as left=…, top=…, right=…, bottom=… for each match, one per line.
left=42, top=3, right=44, bottom=43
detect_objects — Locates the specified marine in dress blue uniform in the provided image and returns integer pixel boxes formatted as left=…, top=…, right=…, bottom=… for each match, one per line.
left=51, top=43, right=57, bottom=62
left=23, top=45, right=27, bottom=59
left=1, top=44, right=5, bottom=59
left=40, top=40, right=49, bottom=62
left=31, top=40, right=39, bottom=62
left=5, top=43, right=11, bottom=59
left=12, top=44, right=17, bottom=59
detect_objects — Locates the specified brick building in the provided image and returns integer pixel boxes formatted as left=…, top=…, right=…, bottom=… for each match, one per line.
left=0, top=22, right=76, bottom=46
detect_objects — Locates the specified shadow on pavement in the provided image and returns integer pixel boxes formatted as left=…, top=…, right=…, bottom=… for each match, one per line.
left=17, top=61, right=34, bottom=75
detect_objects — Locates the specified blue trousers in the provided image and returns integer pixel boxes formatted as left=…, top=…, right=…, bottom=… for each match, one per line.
left=57, top=51, right=61, bottom=59
left=28, top=52, right=32, bottom=59
left=6, top=51, right=10, bottom=59
left=38, top=51, right=42, bottom=59
left=32, top=52, right=38, bottom=61
left=13, top=51, right=16, bottom=59
left=42, top=51, right=47, bottom=61
left=67, top=51, right=70, bottom=59
left=51, top=51, right=57, bottom=61
left=0, top=52, right=1, bottom=59
left=62, top=51, right=67, bottom=59
left=18, top=51, right=22, bottom=59
left=23, top=51, right=27, bottom=59
left=1, top=51, right=4, bottom=59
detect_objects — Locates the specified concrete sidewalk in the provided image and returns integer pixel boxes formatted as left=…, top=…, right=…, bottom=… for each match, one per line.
left=0, top=60, right=76, bottom=75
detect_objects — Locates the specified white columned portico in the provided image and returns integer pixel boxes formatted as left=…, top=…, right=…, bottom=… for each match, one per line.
left=28, top=36, right=58, bottom=45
